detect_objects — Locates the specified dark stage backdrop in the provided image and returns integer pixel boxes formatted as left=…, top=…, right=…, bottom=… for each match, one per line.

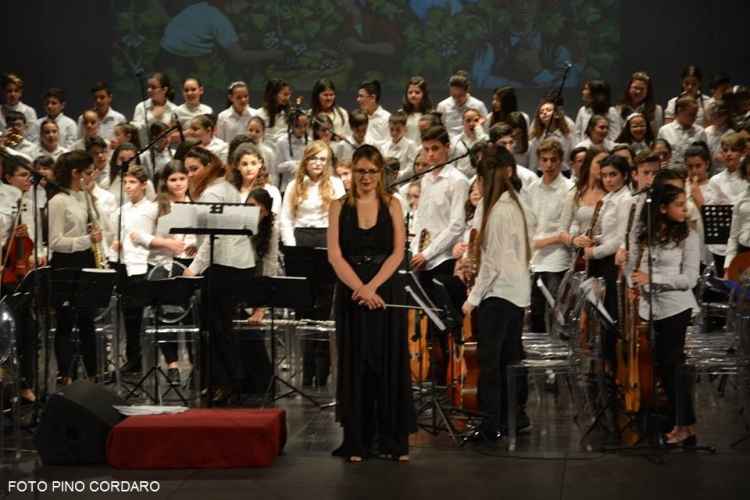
left=1, top=0, right=749, bottom=125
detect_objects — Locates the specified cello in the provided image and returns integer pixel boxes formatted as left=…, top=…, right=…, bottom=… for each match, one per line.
left=458, top=228, right=480, bottom=411
left=409, top=229, right=432, bottom=382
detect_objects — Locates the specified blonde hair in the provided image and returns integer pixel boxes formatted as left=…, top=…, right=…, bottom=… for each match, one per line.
left=289, top=140, right=335, bottom=216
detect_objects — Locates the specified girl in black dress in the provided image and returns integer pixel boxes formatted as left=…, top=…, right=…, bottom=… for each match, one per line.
left=327, top=144, right=415, bottom=462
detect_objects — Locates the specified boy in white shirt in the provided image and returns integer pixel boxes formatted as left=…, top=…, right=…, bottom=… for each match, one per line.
left=355, top=80, right=390, bottom=143
left=657, top=96, right=707, bottom=166
left=378, top=111, right=418, bottom=181
left=36, top=88, right=78, bottom=150
left=110, top=166, right=152, bottom=377
left=3, top=111, right=40, bottom=159
left=77, top=82, right=126, bottom=143
left=332, top=109, right=374, bottom=163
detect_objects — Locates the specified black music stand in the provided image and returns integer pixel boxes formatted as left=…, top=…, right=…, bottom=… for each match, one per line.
left=49, top=268, right=116, bottom=380
left=282, top=245, right=337, bottom=393
left=701, top=204, right=733, bottom=245
left=235, top=275, right=324, bottom=407
left=123, top=276, right=203, bottom=405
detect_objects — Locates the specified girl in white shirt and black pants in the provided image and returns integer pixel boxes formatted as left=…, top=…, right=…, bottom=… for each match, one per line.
left=48, top=151, right=113, bottom=382
left=183, top=147, right=255, bottom=404
left=629, top=183, right=700, bottom=446
left=462, top=147, right=534, bottom=440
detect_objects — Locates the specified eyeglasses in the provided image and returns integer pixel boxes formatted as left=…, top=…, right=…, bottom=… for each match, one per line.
left=356, top=93, right=372, bottom=100
left=12, top=173, right=31, bottom=179
left=496, top=139, right=517, bottom=148
left=308, top=156, right=328, bottom=164
left=353, top=169, right=381, bottom=177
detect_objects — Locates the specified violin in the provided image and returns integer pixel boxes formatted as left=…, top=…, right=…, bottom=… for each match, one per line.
left=2, top=200, right=34, bottom=288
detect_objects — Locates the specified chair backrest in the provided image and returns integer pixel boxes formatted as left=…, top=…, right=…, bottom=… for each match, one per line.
left=552, top=270, right=586, bottom=341
left=736, top=278, right=750, bottom=358
left=568, top=277, right=606, bottom=360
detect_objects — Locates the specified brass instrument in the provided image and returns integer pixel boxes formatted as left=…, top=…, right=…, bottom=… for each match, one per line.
left=418, top=228, right=430, bottom=252
left=80, top=178, right=109, bottom=269
left=1, top=128, right=23, bottom=148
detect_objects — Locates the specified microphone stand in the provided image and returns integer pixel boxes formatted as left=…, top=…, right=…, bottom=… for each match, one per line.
left=544, top=63, right=573, bottom=139
left=135, top=69, right=157, bottom=174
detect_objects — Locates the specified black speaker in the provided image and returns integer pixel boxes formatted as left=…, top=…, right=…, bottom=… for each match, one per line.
left=33, top=380, right=128, bottom=465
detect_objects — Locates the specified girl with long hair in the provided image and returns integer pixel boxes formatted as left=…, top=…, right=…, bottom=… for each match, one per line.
left=229, top=142, right=281, bottom=213
left=399, top=76, right=434, bottom=143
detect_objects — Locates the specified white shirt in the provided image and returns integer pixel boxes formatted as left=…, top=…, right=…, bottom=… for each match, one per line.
left=216, top=106, right=256, bottom=143
left=404, top=112, right=423, bottom=144
left=573, top=106, right=621, bottom=145
left=575, top=137, right=616, bottom=151
left=77, top=107, right=127, bottom=143
left=279, top=176, right=346, bottom=246
left=273, top=133, right=309, bottom=193
left=629, top=231, right=700, bottom=320
left=365, top=105, right=391, bottom=144
left=174, top=102, right=213, bottom=130
left=38, top=113, right=78, bottom=149
left=141, top=147, right=174, bottom=179
left=724, top=187, right=750, bottom=269
left=657, top=121, right=707, bottom=166
left=558, top=188, right=596, bottom=238
left=132, top=99, right=179, bottom=147
left=615, top=104, right=664, bottom=138
left=332, top=134, right=376, bottom=163
left=411, top=164, right=469, bottom=269
left=527, top=174, right=574, bottom=272
left=436, top=95, right=489, bottom=139
left=134, top=201, right=198, bottom=268
left=40, top=145, right=68, bottom=161
left=188, top=177, right=255, bottom=274
left=516, top=164, right=539, bottom=194
left=449, top=130, right=487, bottom=178
left=379, top=136, right=419, bottom=178
left=100, top=176, right=156, bottom=206
left=239, top=183, right=282, bottom=215
left=92, top=184, right=118, bottom=222
left=14, top=139, right=40, bottom=160
left=468, top=190, right=534, bottom=308
left=48, top=189, right=114, bottom=255
left=310, top=107, right=350, bottom=137
left=205, top=136, right=229, bottom=163
left=705, top=125, right=733, bottom=175
left=593, top=186, right=633, bottom=260
left=109, top=197, right=150, bottom=276
left=255, top=108, right=288, bottom=150
left=705, top=168, right=749, bottom=257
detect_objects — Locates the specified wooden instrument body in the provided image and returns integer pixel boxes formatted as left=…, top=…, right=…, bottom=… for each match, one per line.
left=2, top=201, right=34, bottom=287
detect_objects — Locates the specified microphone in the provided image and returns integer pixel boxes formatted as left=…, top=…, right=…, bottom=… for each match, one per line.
left=135, top=68, right=144, bottom=77
left=564, top=61, right=572, bottom=69
left=631, top=184, right=652, bottom=196
left=173, top=113, right=185, bottom=142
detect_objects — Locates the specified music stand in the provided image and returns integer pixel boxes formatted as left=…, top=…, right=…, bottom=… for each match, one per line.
left=282, top=246, right=337, bottom=394
left=123, top=276, right=203, bottom=405
left=701, top=204, right=733, bottom=245
left=49, top=268, right=116, bottom=380
left=235, top=275, right=325, bottom=407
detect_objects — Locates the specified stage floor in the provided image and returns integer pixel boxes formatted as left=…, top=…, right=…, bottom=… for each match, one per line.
left=2, top=376, right=750, bottom=499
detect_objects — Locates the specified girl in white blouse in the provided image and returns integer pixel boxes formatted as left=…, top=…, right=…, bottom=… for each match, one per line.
left=134, top=160, right=197, bottom=379
left=528, top=100, right=574, bottom=174
left=629, top=183, right=700, bottom=445
left=461, top=146, right=534, bottom=440
left=228, top=143, right=281, bottom=213
left=173, top=77, right=213, bottom=131
left=399, top=76, right=434, bottom=144
left=189, top=114, right=229, bottom=163
left=48, top=151, right=114, bottom=384
left=256, top=78, right=292, bottom=150
left=132, top=72, right=178, bottom=147
left=182, top=147, right=255, bottom=404
left=279, top=140, right=346, bottom=247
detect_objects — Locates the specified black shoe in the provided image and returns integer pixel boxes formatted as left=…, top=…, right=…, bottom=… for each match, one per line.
left=167, top=368, right=181, bottom=386
left=120, top=360, right=142, bottom=375
left=464, top=425, right=500, bottom=443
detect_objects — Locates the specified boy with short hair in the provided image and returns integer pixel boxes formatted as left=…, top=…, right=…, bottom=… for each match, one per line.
left=356, top=80, right=390, bottom=143
left=657, top=96, right=707, bottom=166
left=36, top=88, right=78, bottom=149
left=78, top=82, right=126, bottom=142
left=379, top=111, right=418, bottom=182
left=110, top=165, right=151, bottom=377
left=4, top=110, right=40, bottom=159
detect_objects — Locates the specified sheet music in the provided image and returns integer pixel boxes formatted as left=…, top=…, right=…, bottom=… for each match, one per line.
left=159, top=203, right=259, bottom=235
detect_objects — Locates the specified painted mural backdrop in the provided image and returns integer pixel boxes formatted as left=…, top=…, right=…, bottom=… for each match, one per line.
left=112, top=0, right=619, bottom=94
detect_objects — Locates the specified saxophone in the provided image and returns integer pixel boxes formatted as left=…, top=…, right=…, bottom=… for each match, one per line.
left=80, top=178, right=109, bottom=269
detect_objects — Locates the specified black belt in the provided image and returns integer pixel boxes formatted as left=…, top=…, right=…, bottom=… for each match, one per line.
left=348, top=254, right=387, bottom=267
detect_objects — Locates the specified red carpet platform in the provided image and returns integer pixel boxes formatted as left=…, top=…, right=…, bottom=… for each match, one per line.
left=107, top=408, right=286, bottom=469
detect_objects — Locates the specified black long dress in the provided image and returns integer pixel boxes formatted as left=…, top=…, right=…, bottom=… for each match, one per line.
left=332, top=198, right=416, bottom=458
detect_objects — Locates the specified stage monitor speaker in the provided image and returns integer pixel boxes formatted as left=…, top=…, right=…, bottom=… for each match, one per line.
left=33, top=380, right=128, bottom=465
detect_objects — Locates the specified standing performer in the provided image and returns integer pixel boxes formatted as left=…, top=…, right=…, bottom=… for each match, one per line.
left=462, top=146, right=534, bottom=441
left=629, top=183, right=699, bottom=445
left=182, top=147, right=255, bottom=404
left=48, top=151, right=113, bottom=384
left=328, top=144, right=414, bottom=462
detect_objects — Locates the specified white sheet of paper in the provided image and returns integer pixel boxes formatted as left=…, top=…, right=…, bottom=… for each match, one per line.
left=158, top=203, right=260, bottom=235
left=156, top=204, right=198, bottom=236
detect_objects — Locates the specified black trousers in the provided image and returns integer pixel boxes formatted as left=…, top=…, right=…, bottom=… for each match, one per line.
left=417, top=259, right=457, bottom=384
left=51, top=251, right=97, bottom=378
left=112, top=263, right=145, bottom=364
left=590, top=254, right=619, bottom=362
left=653, top=308, right=696, bottom=428
left=476, top=297, right=526, bottom=431
left=530, top=270, right=566, bottom=333
left=201, top=264, right=255, bottom=386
